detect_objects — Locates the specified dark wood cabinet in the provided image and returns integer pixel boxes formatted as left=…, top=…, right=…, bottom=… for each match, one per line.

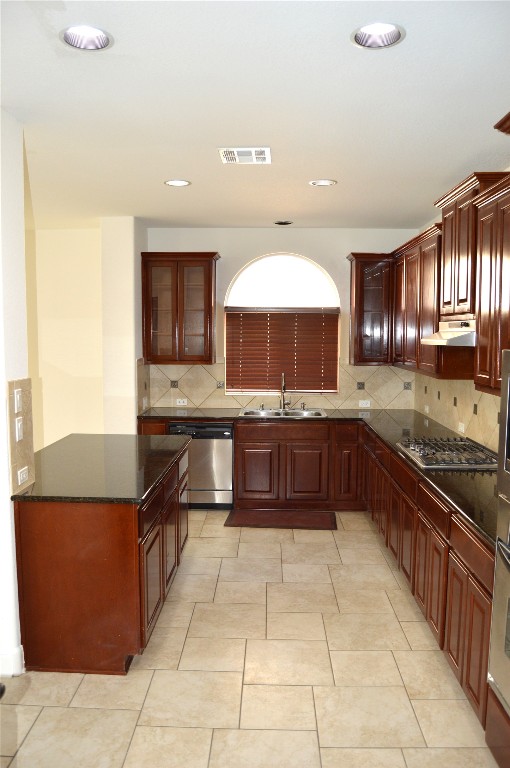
left=347, top=253, right=392, bottom=364
left=435, top=172, right=508, bottom=318
left=233, top=420, right=365, bottom=525
left=473, top=176, right=510, bottom=392
left=286, top=442, right=329, bottom=500
left=427, top=527, right=449, bottom=648
left=142, top=252, right=219, bottom=364
left=14, top=446, right=188, bottom=674
left=464, top=576, right=492, bottom=725
left=400, top=493, right=416, bottom=588
left=138, top=420, right=167, bottom=435
left=235, top=441, right=280, bottom=500
left=392, top=226, right=441, bottom=372
left=334, top=423, right=361, bottom=506
left=140, top=520, right=165, bottom=646
left=414, top=512, right=430, bottom=616
left=445, top=551, right=468, bottom=680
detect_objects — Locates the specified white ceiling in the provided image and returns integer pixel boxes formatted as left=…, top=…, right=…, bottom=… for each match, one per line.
left=2, top=1, right=510, bottom=230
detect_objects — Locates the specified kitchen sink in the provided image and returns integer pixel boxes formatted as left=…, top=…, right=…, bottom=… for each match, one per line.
left=238, top=408, right=328, bottom=418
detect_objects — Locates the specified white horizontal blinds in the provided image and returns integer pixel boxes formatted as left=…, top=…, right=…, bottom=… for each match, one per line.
left=225, top=309, right=339, bottom=393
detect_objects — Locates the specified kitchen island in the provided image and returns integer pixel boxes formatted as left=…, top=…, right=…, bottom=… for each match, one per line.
left=12, top=433, right=190, bottom=675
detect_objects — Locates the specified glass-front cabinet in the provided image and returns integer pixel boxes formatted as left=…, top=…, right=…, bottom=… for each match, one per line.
left=142, top=252, right=219, bottom=364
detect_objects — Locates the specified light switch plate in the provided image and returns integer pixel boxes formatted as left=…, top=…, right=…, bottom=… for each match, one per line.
left=15, top=416, right=23, bottom=442
left=14, top=388, right=22, bottom=413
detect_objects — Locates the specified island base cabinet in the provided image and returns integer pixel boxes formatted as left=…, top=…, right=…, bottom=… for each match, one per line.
left=140, top=521, right=165, bottom=647
left=486, top=687, right=510, bottom=768
left=14, top=501, right=142, bottom=675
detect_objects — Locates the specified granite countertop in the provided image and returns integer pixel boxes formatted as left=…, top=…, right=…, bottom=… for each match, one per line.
left=11, top=433, right=191, bottom=504
left=138, top=406, right=499, bottom=545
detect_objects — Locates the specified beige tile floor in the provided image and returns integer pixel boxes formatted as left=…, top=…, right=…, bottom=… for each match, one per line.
left=0, top=508, right=499, bottom=768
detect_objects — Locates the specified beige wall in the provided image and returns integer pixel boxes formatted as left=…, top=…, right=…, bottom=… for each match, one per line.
left=30, top=228, right=103, bottom=448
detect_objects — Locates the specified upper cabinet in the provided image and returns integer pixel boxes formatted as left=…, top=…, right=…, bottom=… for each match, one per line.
left=391, top=225, right=475, bottom=379
left=392, top=226, right=439, bottom=373
left=434, top=173, right=509, bottom=319
left=347, top=253, right=393, bottom=365
left=142, top=252, right=219, bottom=364
left=473, top=176, right=510, bottom=392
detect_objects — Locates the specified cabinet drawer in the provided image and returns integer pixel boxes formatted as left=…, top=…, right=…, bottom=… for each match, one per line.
left=417, top=483, right=450, bottom=538
left=236, top=422, right=329, bottom=441
left=335, top=422, right=359, bottom=443
left=390, top=454, right=418, bottom=500
left=139, top=485, right=164, bottom=538
left=163, top=466, right=179, bottom=503
left=450, top=515, right=495, bottom=595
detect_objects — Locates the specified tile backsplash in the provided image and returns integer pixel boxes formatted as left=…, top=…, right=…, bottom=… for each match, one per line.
left=414, top=373, right=500, bottom=452
left=145, top=360, right=415, bottom=412
left=139, top=362, right=502, bottom=453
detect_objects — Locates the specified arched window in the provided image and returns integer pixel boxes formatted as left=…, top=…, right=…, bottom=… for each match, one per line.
left=225, top=253, right=340, bottom=393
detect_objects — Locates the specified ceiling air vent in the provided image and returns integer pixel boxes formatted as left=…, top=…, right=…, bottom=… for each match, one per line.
left=218, top=147, right=272, bottom=164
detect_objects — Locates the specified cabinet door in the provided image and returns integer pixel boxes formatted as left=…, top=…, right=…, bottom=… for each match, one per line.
left=349, top=256, right=391, bottom=364
left=334, top=444, right=359, bottom=502
left=143, top=261, right=178, bottom=361
left=455, top=198, right=477, bottom=313
left=418, top=237, right=439, bottom=374
left=393, top=258, right=405, bottom=364
left=404, top=249, right=420, bottom=367
left=400, top=494, right=416, bottom=588
left=463, top=576, right=491, bottom=725
left=444, top=551, right=468, bottom=680
left=475, top=202, right=498, bottom=389
left=440, top=203, right=456, bottom=315
left=179, top=260, right=212, bottom=362
left=377, top=465, right=390, bottom=543
left=140, top=521, right=164, bottom=645
left=427, top=528, right=449, bottom=648
left=414, top=513, right=430, bottom=616
left=178, top=475, right=189, bottom=554
left=235, top=442, right=280, bottom=500
left=387, top=481, right=401, bottom=561
left=286, top=443, right=329, bottom=500
left=163, top=493, right=178, bottom=594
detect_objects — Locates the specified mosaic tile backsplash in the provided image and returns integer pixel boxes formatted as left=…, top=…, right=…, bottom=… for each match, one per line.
left=142, top=362, right=501, bottom=453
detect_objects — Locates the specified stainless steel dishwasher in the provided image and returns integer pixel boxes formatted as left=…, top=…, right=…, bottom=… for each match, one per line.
left=166, top=422, right=233, bottom=508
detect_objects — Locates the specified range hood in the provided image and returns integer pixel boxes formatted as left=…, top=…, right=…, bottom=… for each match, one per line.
left=421, top=319, right=476, bottom=347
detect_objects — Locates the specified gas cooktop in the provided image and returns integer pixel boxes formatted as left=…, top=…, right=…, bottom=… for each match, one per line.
left=396, top=436, right=498, bottom=470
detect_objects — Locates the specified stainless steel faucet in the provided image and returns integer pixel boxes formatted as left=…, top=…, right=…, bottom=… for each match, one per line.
left=280, top=372, right=291, bottom=410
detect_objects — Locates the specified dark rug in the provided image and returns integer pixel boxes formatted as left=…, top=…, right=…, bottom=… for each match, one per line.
left=224, top=509, right=337, bottom=530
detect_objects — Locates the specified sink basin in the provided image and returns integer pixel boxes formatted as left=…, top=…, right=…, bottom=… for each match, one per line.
left=238, top=408, right=327, bottom=418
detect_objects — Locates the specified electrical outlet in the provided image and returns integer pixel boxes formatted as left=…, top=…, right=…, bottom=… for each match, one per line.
left=15, top=416, right=23, bottom=442
left=458, top=422, right=465, bottom=433
left=142, top=396, right=148, bottom=410
left=358, top=400, right=370, bottom=408
left=176, top=398, right=187, bottom=406
left=424, top=404, right=429, bottom=413
left=17, top=466, right=29, bottom=485
left=14, top=388, right=22, bottom=413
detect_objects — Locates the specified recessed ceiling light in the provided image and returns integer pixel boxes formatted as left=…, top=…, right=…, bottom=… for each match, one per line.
left=274, top=220, right=293, bottom=226
left=164, top=179, right=191, bottom=187
left=351, top=22, right=405, bottom=49
left=61, top=25, right=111, bottom=50
left=309, top=179, right=338, bottom=187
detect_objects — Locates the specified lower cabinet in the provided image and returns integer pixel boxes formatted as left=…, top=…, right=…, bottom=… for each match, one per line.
left=444, top=528, right=493, bottom=726
left=427, top=528, right=449, bottom=648
left=286, top=442, right=329, bottom=500
left=140, top=521, right=165, bottom=647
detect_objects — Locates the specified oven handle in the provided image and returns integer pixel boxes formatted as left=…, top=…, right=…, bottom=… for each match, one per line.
left=497, top=538, right=510, bottom=570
